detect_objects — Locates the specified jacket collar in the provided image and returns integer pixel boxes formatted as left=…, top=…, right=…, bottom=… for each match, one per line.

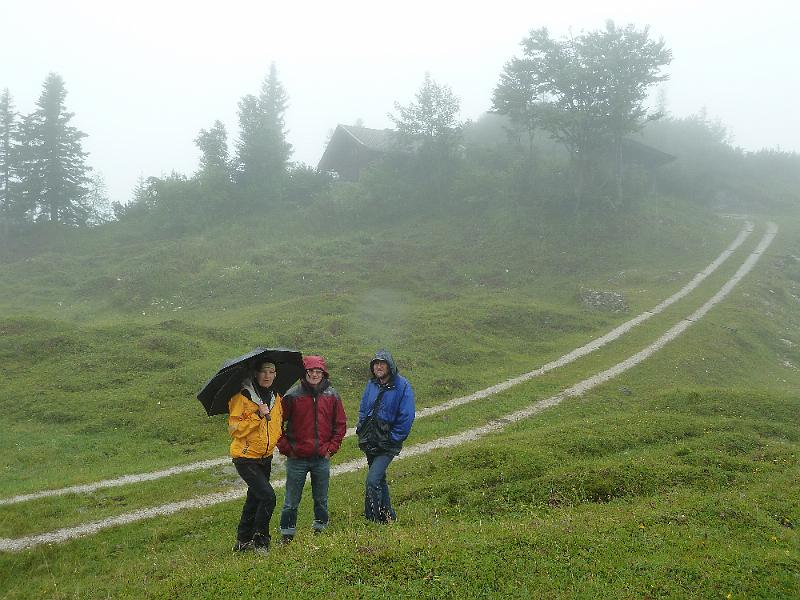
left=301, top=377, right=330, bottom=395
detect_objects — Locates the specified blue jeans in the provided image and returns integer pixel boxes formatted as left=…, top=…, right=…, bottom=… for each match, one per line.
left=365, top=453, right=397, bottom=523
left=233, top=457, right=276, bottom=542
left=280, top=456, right=330, bottom=535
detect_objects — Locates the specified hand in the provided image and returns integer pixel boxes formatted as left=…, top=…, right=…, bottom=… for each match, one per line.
left=257, top=404, right=270, bottom=417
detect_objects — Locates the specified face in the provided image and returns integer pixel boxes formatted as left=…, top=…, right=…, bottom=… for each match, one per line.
left=372, top=360, right=390, bottom=380
left=256, top=366, right=276, bottom=388
left=305, top=368, right=324, bottom=385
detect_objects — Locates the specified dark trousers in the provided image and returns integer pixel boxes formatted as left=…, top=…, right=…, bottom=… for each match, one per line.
left=234, top=456, right=276, bottom=542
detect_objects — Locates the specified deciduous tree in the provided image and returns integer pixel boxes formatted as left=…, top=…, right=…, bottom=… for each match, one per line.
left=390, top=72, right=462, bottom=159
left=195, top=119, right=230, bottom=182
left=494, top=22, right=671, bottom=207
left=492, top=59, right=546, bottom=154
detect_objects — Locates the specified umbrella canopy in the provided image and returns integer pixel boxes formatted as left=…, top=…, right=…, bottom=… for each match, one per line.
left=197, top=347, right=304, bottom=416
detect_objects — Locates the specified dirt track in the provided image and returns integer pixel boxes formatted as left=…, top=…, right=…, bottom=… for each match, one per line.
left=0, top=221, right=777, bottom=552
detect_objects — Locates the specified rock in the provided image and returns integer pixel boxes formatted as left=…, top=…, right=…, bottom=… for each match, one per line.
left=578, top=288, right=629, bottom=313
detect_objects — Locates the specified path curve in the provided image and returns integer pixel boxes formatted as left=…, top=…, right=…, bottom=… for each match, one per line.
left=0, top=220, right=753, bottom=507
left=0, top=222, right=776, bottom=552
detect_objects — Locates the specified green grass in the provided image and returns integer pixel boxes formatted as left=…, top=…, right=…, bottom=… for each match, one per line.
left=1, top=387, right=796, bottom=598
left=0, top=204, right=732, bottom=495
left=0, top=199, right=798, bottom=598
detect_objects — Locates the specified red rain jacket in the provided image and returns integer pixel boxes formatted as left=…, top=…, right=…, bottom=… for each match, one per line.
left=277, top=378, right=347, bottom=458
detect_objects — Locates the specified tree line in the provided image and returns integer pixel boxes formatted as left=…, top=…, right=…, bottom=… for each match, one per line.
left=109, top=61, right=308, bottom=231
left=365, top=22, right=797, bottom=218
left=2, top=21, right=797, bottom=236
left=0, top=61, right=298, bottom=231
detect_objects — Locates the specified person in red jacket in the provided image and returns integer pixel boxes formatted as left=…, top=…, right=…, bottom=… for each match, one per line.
left=277, top=355, right=346, bottom=543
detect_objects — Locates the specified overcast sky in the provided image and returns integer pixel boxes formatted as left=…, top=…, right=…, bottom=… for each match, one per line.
left=2, top=0, right=798, bottom=204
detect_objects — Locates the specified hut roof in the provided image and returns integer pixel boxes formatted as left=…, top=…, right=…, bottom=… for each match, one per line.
left=337, top=124, right=394, bottom=151
left=621, top=138, right=676, bottom=168
left=317, top=124, right=395, bottom=177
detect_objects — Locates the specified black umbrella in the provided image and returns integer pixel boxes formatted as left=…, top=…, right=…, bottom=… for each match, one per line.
left=197, top=347, right=304, bottom=416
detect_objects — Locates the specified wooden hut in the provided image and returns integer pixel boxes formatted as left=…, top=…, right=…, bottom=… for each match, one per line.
left=317, top=124, right=395, bottom=181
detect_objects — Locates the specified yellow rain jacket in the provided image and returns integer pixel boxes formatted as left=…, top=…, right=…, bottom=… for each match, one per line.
left=228, top=390, right=283, bottom=459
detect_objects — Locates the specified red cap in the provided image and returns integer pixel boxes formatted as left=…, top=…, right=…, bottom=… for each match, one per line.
left=303, top=355, right=329, bottom=378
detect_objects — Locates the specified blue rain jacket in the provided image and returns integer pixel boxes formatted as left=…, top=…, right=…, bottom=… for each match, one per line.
left=358, top=350, right=415, bottom=448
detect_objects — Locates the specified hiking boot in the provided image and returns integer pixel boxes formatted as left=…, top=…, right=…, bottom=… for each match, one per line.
left=280, top=534, right=293, bottom=545
left=252, top=533, right=271, bottom=555
left=312, top=519, right=328, bottom=534
left=232, top=539, right=254, bottom=552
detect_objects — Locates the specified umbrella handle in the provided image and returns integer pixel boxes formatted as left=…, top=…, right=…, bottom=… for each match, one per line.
left=255, top=401, right=271, bottom=420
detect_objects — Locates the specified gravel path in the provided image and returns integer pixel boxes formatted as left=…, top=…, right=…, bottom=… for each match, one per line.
left=0, top=220, right=753, bottom=508
left=0, top=221, right=775, bottom=552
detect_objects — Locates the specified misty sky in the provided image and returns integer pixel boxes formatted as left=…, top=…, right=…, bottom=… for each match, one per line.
left=2, top=0, right=798, bottom=204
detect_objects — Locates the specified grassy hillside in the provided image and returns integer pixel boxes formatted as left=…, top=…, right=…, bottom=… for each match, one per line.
left=0, top=196, right=798, bottom=598
left=0, top=200, right=731, bottom=490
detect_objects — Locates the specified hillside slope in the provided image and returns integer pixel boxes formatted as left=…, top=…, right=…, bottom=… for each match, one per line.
left=1, top=201, right=798, bottom=598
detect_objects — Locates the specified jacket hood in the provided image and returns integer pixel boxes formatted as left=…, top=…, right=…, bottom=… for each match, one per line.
left=370, top=349, right=398, bottom=379
left=303, top=355, right=329, bottom=378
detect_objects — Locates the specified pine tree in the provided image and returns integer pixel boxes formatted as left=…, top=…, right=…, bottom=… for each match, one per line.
left=234, top=94, right=265, bottom=189
left=18, top=73, right=92, bottom=224
left=259, top=62, right=292, bottom=174
left=233, top=63, right=292, bottom=199
left=0, top=88, right=20, bottom=227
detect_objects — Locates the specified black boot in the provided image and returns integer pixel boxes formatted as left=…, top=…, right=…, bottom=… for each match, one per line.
left=232, top=539, right=253, bottom=552
left=252, top=532, right=271, bottom=555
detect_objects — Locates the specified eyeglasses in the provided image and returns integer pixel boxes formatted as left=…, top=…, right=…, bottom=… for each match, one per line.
left=306, top=368, right=324, bottom=375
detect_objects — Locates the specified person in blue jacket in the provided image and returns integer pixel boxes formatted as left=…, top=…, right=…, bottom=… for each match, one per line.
left=356, top=349, right=415, bottom=523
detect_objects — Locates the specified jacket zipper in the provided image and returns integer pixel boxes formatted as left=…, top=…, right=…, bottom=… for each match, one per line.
left=313, top=392, right=319, bottom=455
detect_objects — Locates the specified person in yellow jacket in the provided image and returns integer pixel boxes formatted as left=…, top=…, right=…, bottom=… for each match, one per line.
left=228, top=360, right=283, bottom=554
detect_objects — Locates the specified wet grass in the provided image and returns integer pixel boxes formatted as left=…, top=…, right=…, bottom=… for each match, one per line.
left=1, top=384, right=796, bottom=598
left=0, top=202, right=798, bottom=597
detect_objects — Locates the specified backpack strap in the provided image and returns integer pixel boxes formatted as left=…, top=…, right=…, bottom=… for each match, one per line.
left=369, top=389, right=387, bottom=417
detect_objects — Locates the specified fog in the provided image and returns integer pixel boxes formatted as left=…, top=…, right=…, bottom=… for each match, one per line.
left=2, top=0, right=797, bottom=204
